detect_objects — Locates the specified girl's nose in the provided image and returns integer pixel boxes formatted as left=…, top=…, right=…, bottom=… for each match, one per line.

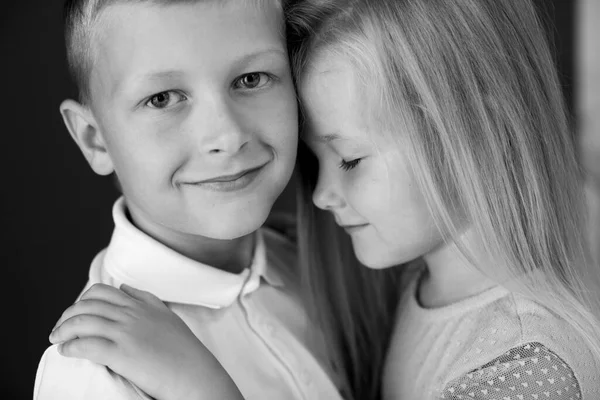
left=312, top=172, right=345, bottom=211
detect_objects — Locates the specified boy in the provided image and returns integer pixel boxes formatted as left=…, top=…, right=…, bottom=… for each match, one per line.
left=33, top=0, right=342, bottom=399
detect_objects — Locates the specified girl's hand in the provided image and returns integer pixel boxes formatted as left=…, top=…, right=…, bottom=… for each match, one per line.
left=49, top=283, right=243, bottom=400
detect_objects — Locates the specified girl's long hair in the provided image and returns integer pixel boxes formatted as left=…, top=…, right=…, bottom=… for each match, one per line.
left=294, top=141, right=403, bottom=400
left=285, top=0, right=600, bottom=398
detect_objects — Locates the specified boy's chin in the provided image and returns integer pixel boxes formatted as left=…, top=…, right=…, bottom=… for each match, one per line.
left=194, top=209, right=271, bottom=240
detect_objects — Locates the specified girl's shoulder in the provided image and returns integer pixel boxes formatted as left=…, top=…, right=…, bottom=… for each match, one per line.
left=441, top=342, right=584, bottom=400
left=441, top=293, right=600, bottom=399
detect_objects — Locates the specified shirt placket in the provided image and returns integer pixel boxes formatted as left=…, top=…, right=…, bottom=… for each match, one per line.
left=238, top=292, right=317, bottom=399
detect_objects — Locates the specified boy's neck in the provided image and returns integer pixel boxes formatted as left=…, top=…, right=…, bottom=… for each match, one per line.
left=126, top=207, right=255, bottom=275
left=419, top=228, right=497, bottom=308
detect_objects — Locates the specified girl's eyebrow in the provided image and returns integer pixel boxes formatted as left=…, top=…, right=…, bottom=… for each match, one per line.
left=312, top=133, right=342, bottom=143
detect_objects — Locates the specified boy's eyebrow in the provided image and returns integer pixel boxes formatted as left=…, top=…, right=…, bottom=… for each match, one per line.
left=118, top=71, right=185, bottom=95
left=137, top=49, right=286, bottom=81
left=234, top=48, right=287, bottom=67
left=120, top=48, right=286, bottom=94
left=134, top=70, right=185, bottom=82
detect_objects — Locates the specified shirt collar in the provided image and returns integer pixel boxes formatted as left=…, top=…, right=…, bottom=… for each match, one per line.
left=102, top=197, right=283, bottom=308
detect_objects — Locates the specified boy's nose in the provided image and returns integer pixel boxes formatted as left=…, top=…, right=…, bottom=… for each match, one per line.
left=194, top=99, right=250, bottom=155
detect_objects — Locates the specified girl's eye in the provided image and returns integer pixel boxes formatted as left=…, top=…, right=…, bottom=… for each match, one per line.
left=339, top=158, right=362, bottom=171
left=146, top=91, right=186, bottom=109
left=233, top=72, right=271, bottom=90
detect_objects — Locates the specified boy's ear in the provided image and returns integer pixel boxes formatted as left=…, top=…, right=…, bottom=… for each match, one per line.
left=59, top=99, right=114, bottom=176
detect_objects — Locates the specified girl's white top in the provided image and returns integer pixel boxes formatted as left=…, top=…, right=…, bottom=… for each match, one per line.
left=383, top=270, right=600, bottom=400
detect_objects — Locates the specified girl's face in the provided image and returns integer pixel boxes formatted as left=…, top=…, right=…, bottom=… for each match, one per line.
left=300, top=52, right=444, bottom=268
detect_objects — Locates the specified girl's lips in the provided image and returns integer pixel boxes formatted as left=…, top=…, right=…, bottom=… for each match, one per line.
left=341, top=223, right=369, bottom=234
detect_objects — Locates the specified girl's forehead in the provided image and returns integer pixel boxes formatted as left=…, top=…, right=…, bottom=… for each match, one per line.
left=300, top=51, right=365, bottom=114
left=298, top=48, right=404, bottom=149
left=301, top=49, right=356, bottom=82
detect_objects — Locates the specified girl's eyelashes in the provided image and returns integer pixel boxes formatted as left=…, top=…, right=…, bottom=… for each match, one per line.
left=232, top=72, right=273, bottom=91
left=146, top=91, right=187, bottom=109
left=339, top=158, right=362, bottom=171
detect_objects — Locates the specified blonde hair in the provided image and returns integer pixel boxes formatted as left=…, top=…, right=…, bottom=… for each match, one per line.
left=286, top=0, right=600, bottom=398
left=63, top=0, right=283, bottom=105
left=293, top=142, right=403, bottom=400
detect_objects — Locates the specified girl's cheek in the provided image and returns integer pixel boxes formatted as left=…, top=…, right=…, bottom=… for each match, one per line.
left=344, top=176, right=368, bottom=208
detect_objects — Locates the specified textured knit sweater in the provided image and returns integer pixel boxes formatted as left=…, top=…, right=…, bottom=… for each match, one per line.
left=382, top=270, right=600, bottom=400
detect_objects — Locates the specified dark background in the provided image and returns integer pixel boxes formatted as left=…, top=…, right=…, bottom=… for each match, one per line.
left=0, top=1, right=576, bottom=398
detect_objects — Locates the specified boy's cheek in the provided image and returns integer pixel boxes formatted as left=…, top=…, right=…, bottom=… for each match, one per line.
left=263, top=90, right=299, bottom=128
left=262, top=79, right=298, bottom=108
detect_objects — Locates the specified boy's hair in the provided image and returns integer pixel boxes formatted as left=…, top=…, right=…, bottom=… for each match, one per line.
left=287, top=0, right=600, bottom=398
left=63, top=0, right=283, bottom=105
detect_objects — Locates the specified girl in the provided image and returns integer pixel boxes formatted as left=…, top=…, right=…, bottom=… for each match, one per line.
left=49, top=0, right=600, bottom=398
left=290, top=0, right=600, bottom=398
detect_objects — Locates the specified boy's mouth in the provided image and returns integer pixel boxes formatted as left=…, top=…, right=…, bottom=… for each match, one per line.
left=186, top=161, right=269, bottom=192
left=200, top=164, right=266, bottom=183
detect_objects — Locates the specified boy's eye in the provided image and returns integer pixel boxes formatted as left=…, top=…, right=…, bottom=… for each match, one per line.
left=233, top=72, right=271, bottom=90
left=146, top=91, right=186, bottom=109
left=339, top=158, right=362, bottom=171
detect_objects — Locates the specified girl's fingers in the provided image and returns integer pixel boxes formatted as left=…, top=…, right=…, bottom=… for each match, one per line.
left=79, top=283, right=135, bottom=306
left=120, top=283, right=164, bottom=306
left=53, top=299, right=124, bottom=331
left=58, top=336, right=116, bottom=367
left=50, top=314, right=116, bottom=344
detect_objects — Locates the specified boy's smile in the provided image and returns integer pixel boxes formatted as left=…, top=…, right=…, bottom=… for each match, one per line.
left=77, top=1, right=298, bottom=250
left=183, top=160, right=270, bottom=192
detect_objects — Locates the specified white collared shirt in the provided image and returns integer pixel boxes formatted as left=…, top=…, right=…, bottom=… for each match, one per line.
left=34, top=198, right=343, bottom=400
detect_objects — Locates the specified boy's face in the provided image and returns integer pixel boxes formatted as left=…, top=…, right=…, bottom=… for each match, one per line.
left=87, top=1, right=297, bottom=240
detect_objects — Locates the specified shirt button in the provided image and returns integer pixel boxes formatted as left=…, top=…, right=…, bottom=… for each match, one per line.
left=300, top=370, right=311, bottom=385
left=263, top=322, right=275, bottom=334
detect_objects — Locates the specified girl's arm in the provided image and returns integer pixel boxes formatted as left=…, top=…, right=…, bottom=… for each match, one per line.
left=49, top=283, right=244, bottom=400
